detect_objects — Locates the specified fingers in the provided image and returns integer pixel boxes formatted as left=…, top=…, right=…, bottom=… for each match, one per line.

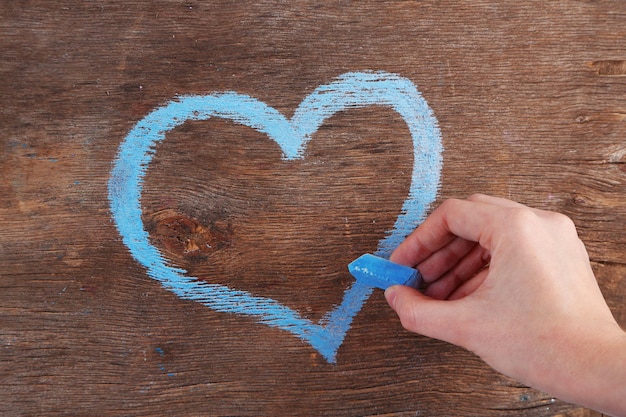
left=385, top=285, right=469, bottom=346
left=390, top=198, right=498, bottom=269
left=415, top=237, right=477, bottom=281
left=470, top=193, right=567, bottom=223
left=389, top=195, right=520, bottom=300
left=467, top=193, right=526, bottom=208
left=424, top=244, right=491, bottom=299
left=448, top=268, right=489, bottom=300
left=389, top=217, right=457, bottom=267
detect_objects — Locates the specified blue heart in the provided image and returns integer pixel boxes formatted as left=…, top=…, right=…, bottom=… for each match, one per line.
left=108, top=71, right=442, bottom=363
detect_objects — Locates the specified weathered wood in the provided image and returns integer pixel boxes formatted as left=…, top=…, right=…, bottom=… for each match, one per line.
left=1, top=1, right=625, bottom=416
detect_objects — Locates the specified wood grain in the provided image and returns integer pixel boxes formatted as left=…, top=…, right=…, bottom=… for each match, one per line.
left=1, top=1, right=625, bottom=416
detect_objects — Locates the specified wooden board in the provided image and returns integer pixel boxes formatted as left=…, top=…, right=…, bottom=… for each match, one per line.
left=1, top=1, right=624, bottom=416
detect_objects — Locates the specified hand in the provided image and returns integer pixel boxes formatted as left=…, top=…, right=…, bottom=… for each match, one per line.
left=385, top=194, right=626, bottom=415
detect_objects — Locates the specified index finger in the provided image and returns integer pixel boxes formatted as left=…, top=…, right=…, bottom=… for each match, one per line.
left=389, top=198, right=499, bottom=267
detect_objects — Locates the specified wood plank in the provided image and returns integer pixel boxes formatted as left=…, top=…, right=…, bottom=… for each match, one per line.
left=1, top=1, right=624, bottom=416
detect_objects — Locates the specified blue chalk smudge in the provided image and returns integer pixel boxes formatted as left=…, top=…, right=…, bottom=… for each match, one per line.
left=108, top=71, right=442, bottom=363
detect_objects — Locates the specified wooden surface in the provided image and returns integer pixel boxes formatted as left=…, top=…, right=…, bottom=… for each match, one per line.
left=1, top=1, right=625, bottom=416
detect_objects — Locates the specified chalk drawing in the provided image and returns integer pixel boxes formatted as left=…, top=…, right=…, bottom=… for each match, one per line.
left=108, top=71, right=442, bottom=363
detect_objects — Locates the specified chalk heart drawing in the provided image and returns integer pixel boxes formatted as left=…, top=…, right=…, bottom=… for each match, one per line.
left=108, top=71, right=442, bottom=363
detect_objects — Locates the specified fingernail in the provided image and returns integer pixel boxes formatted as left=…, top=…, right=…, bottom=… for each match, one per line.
left=384, top=286, right=398, bottom=309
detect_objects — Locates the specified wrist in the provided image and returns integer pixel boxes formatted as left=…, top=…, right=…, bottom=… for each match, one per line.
left=544, top=324, right=626, bottom=416
left=590, top=329, right=626, bottom=416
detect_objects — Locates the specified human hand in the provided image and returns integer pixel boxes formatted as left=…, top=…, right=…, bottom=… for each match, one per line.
left=385, top=194, right=626, bottom=415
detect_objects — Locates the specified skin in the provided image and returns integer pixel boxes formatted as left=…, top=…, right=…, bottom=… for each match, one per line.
left=384, top=194, right=626, bottom=416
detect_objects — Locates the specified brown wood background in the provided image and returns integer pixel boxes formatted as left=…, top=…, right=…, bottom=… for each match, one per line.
left=1, top=1, right=625, bottom=416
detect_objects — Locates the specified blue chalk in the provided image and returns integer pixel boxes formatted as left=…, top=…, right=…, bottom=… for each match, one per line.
left=348, top=254, right=421, bottom=290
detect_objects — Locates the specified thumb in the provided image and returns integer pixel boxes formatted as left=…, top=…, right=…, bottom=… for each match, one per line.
left=385, top=285, right=468, bottom=347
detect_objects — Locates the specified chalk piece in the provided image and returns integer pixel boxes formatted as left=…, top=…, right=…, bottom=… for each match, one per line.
left=348, top=254, right=421, bottom=290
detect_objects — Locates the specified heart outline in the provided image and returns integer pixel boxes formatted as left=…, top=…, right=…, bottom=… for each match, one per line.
left=108, top=71, right=442, bottom=363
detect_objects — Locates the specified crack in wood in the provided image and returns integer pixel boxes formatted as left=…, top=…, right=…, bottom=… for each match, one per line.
left=589, top=60, right=626, bottom=76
